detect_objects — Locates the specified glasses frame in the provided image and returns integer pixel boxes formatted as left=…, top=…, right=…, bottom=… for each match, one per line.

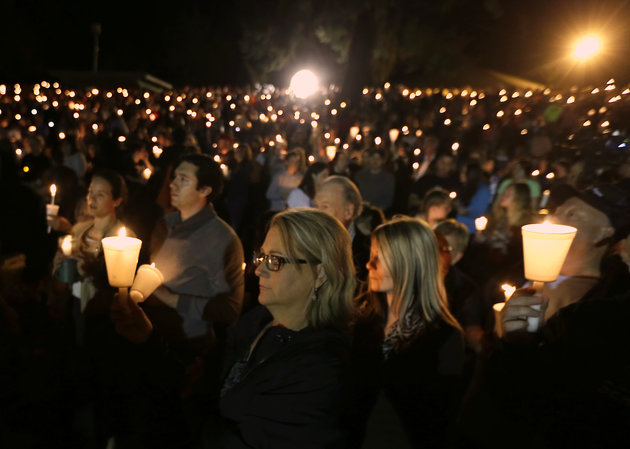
left=253, top=251, right=309, bottom=272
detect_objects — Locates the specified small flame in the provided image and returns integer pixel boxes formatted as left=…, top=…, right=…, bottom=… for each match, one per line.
left=61, top=235, right=72, bottom=256
left=118, top=227, right=127, bottom=237
left=501, top=284, right=516, bottom=300
left=150, top=262, right=156, bottom=268
left=50, top=184, right=57, bottom=196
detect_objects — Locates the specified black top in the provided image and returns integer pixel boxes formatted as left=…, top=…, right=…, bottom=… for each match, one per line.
left=217, top=306, right=351, bottom=449
left=350, top=293, right=465, bottom=449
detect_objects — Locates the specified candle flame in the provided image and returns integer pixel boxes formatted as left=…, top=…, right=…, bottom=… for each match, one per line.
left=50, top=184, right=57, bottom=196
left=475, top=216, right=488, bottom=231
left=61, top=235, right=72, bottom=255
left=150, top=262, right=156, bottom=268
left=501, top=284, right=516, bottom=300
left=118, top=227, right=127, bottom=237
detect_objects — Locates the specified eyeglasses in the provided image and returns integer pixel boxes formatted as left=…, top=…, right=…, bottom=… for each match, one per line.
left=252, top=251, right=309, bottom=272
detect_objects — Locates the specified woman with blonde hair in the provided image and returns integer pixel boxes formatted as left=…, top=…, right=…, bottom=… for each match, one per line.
left=112, top=208, right=356, bottom=448
left=351, top=216, right=464, bottom=449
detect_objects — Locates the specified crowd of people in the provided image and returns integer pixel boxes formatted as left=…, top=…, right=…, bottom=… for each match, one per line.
left=1, top=79, right=630, bottom=448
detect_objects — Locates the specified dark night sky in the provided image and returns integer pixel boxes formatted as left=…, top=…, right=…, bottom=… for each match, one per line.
left=1, top=0, right=629, bottom=86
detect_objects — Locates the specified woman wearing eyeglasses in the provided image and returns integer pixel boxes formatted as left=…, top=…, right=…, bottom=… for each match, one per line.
left=111, top=208, right=356, bottom=448
left=350, top=216, right=464, bottom=449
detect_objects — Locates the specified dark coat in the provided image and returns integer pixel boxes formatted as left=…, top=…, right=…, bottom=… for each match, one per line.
left=216, top=307, right=351, bottom=449
left=350, top=293, right=465, bottom=449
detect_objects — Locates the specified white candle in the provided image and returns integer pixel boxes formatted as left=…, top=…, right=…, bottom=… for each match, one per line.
left=539, top=189, right=550, bottom=208
left=130, top=263, right=164, bottom=303
left=475, top=216, right=488, bottom=231
left=50, top=184, right=57, bottom=205
left=388, top=128, right=399, bottom=143
left=326, top=145, right=337, bottom=161
left=521, top=222, right=577, bottom=282
left=493, top=302, right=505, bottom=338
left=101, top=227, right=142, bottom=288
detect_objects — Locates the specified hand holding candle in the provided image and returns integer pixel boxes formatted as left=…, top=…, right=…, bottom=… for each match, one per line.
left=519, top=221, right=576, bottom=331
left=130, top=263, right=164, bottom=303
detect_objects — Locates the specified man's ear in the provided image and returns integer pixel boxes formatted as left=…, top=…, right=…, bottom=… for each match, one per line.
left=594, top=224, right=615, bottom=246
left=198, top=186, right=212, bottom=200
left=315, top=265, right=328, bottom=289
left=343, top=203, right=355, bottom=223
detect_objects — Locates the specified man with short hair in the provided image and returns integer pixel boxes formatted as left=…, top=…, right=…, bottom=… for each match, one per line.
left=435, top=219, right=483, bottom=352
left=151, top=154, right=244, bottom=344
left=314, top=175, right=369, bottom=282
left=354, top=149, right=395, bottom=212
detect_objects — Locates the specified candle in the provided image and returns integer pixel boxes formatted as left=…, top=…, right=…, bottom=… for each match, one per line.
left=50, top=184, right=57, bottom=205
left=61, top=235, right=73, bottom=256
left=130, top=263, right=164, bottom=303
left=475, top=216, right=488, bottom=231
left=326, top=145, right=337, bottom=161
left=501, top=283, right=516, bottom=301
left=493, top=302, right=505, bottom=338
left=521, top=222, right=577, bottom=283
left=101, top=227, right=142, bottom=288
left=539, top=189, right=550, bottom=208
left=220, top=164, right=229, bottom=178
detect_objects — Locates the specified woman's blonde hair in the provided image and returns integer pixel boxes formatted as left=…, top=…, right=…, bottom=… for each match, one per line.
left=373, top=216, right=461, bottom=330
left=269, top=208, right=356, bottom=330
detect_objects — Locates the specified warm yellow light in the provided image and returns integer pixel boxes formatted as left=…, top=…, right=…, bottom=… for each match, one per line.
left=573, top=36, right=601, bottom=60
left=289, top=69, right=319, bottom=99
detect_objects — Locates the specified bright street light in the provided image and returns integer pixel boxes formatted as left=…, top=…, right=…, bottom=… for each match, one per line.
left=289, top=69, right=319, bottom=99
left=573, top=36, right=602, bottom=60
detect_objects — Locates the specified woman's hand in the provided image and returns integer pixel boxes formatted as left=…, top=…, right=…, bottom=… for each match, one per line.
left=111, top=292, right=153, bottom=344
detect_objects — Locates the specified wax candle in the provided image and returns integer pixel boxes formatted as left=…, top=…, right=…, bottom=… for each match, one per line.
left=101, top=227, right=142, bottom=288
left=130, top=263, right=164, bottom=303
left=326, top=145, right=337, bottom=161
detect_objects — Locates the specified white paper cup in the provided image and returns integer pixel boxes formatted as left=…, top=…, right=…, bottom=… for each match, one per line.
left=522, top=223, right=577, bottom=282
left=130, top=264, right=164, bottom=302
left=101, top=236, right=142, bottom=287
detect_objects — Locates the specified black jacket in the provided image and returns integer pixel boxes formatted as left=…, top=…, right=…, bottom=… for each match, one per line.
left=350, top=293, right=465, bottom=449
left=216, top=307, right=351, bottom=449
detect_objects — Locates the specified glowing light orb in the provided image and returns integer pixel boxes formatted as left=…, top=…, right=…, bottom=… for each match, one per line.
left=573, top=36, right=601, bottom=60
left=289, top=69, right=319, bottom=99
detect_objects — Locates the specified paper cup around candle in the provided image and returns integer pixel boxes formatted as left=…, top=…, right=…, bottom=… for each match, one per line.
left=521, top=223, right=577, bottom=282
left=46, top=204, right=59, bottom=218
left=101, top=235, right=142, bottom=287
left=130, top=264, right=164, bottom=302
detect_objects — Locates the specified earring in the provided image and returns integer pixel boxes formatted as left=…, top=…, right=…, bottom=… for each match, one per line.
left=310, top=286, right=319, bottom=302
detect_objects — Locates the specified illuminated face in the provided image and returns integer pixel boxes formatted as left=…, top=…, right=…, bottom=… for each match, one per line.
left=314, top=183, right=354, bottom=228
left=553, top=197, right=611, bottom=247
left=169, top=161, right=208, bottom=212
left=367, top=239, right=394, bottom=298
left=255, top=226, right=315, bottom=314
left=499, top=185, right=515, bottom=209
left=86, top=177, right=121, bottom=218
